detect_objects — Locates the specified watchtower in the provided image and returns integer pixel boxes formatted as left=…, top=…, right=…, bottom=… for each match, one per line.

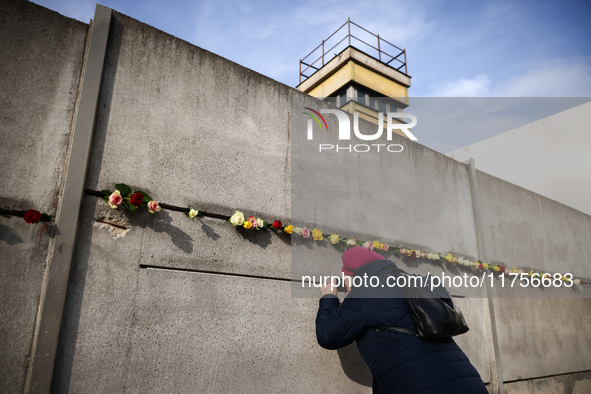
left=297, top=19, right=411, bottom=129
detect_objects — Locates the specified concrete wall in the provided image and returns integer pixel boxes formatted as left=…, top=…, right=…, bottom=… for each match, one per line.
left=0, top=1, right=88, bottom=392
left=1, top=2, right=590, bottom=393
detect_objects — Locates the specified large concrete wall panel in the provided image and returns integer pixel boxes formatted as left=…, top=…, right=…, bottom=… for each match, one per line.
left=477, top=171, right=591, bottom=381
left=494, top=297, right=591, bottom=382
left=86, top=12, right=292, bottom=221
left=477, top=170, right=591, bottom=277
left=0, top=1, right=88, bottom=392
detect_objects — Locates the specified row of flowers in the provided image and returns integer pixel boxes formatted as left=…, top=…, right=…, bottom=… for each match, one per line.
left=95, top=185, right=585, bottom=287
left=103, top=184, right=161, bottom=213
left=226, top=210, right=584, bottom=286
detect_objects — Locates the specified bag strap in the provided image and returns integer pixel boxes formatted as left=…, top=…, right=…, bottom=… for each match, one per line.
left=375, top=326, right=418, bottom=337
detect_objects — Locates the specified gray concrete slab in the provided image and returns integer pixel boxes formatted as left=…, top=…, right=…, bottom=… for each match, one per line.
left=504, top=370, right=591, bottom=394
left=85, top=12, right=293, bottom=221
left=0, top=1, right=88, bottom=392
left=55, top=254, right=373, bottom=393
left=477, top=170, right=591, bottom=279
left=493, top=297, right=591, bottom=381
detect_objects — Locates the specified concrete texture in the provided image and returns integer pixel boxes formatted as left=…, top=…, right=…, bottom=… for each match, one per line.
left=494, top=297, right=591, bottom=381
left=58, top=266, right=373, bottom=393
left=2, top=1, right=590, bottom=393
left=504, top=370, right=591, bottom=394
left=477, top=170, right=591, bottom=280
left=85, top=11, right=292, bottom=220
left=0, top=1, right=88, bottom=392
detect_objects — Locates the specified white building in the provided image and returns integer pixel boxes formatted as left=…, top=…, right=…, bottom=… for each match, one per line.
left=448, top=101, right=591, bottom=216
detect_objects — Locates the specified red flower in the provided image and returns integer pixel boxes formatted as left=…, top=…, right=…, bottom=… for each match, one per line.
left=130, top=192, right=143, bottom=207
left=499, top=266, right=506, bottom=273
left=272, top=220, right=283, bottom=229
left=23, top=209, right=42, bottom=224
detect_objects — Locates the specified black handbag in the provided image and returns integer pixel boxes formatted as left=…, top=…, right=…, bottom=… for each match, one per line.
left=378, top=273, right=469, bottom=340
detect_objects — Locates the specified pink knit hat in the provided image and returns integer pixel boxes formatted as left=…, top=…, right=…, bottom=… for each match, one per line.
left=341, top=246, right=385, bottom=276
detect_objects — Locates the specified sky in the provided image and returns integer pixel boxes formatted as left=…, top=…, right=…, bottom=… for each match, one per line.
left=30, top=0, right=591, bottom=151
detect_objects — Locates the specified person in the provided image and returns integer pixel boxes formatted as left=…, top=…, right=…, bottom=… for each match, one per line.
left=316, top=246, right=487, bottom=393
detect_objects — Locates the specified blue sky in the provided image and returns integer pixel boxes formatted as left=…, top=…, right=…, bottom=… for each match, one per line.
left=31, top=0, right=591, bottom=96
left=30, top=0, right=591, bottom=151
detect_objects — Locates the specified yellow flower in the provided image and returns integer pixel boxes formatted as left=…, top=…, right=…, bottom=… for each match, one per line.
left=444, top=253, right=454, bottom=263
left=312, top=228, right=323, bottom=241
left=482, top=263, right=489, bottom=270
left=188, top=209, right=199, bottom=219
left=328, top=234, right=340, bottom=244
left=492, top=266, right=500, bottom=272
left=284, top=225, right=293, bottom=234
left=373, top=241, right=382, bottom=249
left=243, top=221, right=252, bottom=229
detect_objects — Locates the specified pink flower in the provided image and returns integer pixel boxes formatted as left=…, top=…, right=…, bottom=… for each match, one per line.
left=382, top=245, right=389, bottom=251
left=248, top=216, right=258, bottom=227
left=108, top=190, right=123, bottom=209
left=147, top=200, right=161, bottom=214
left=301, top=227, right=310, bottom=238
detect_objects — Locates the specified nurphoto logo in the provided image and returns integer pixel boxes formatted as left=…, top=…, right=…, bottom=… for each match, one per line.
left=303, top=107, right=417, bottom=153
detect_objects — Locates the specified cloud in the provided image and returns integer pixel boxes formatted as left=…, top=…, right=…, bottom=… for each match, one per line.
left=494, top=59, right=591, bottom=97
left=426, top=74, right=491, bottom=97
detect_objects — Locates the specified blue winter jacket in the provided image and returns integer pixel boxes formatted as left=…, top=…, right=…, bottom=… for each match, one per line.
left=316, top=259, right=487, bottom=393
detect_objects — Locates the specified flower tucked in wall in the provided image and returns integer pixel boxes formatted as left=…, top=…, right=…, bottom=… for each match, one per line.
left=362, top=241, right=373, bottom=250
left=301, top=227, right=310, bottom=238
left=248, top=216, right=258, bottom=228
left=328, top=234, right=340, bottom=244
left=229, top=211, right=245, bottom=226
left=108, top=190, right=123, bottom=209
left=130, top=192, right=143, bottom=207
left=312, top=228, right=323, bottom=241
left=283, top=225, right=293, bottom=234
left=147, top=201, right=161, bottom=214
left=272, top=220, right=283, bottom=230
left=345, top=238, right=357, bottom=247
left=187, top=209, right=199, bottom=219
left=23, top=209, right=42, bottom=224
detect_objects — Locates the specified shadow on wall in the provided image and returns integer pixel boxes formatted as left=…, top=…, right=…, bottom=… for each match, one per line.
left=338, top=343, right=373, bottom=388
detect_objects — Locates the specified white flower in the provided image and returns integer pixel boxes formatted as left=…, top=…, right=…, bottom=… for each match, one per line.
left=229, top=211, right=245, bottom=226
left=188, top=209, right=198, bottom=219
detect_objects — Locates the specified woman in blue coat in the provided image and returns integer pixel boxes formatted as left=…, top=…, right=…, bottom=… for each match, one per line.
left=316, top=247, right=487, bottom=393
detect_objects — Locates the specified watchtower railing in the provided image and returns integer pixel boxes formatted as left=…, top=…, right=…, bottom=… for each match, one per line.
left=299, top=18, right=408, bottom=84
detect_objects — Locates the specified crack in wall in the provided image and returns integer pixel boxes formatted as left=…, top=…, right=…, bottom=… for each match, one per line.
left=94, top=209, right=130, bottom=238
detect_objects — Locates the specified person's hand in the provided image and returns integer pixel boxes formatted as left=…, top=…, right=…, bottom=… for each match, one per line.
left=320, top=277, right=338, bottom=297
